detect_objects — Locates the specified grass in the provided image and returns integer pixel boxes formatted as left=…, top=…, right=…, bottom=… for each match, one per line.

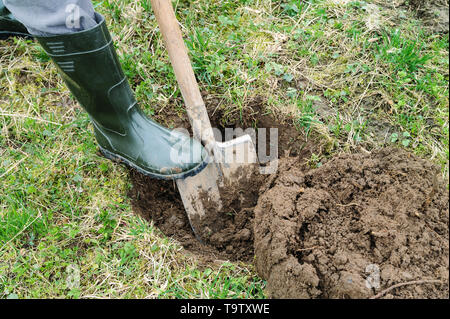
left=0, top=0, right=448, bottom=298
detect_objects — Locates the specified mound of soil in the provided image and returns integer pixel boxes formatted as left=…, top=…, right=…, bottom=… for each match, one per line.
left=254, top=148, right=449, bottom=298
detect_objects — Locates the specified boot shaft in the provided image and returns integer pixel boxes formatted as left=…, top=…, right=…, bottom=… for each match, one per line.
left=35, top=13, right=132, bottom=134
left=0, top=0, right=30, bottom=37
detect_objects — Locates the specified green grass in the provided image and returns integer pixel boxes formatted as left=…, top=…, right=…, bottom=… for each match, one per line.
left=0, top=0, right=448, bottom=298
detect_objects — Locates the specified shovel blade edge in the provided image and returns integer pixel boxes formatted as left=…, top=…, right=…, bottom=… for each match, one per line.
left=176, top=134, right=258, bottom=242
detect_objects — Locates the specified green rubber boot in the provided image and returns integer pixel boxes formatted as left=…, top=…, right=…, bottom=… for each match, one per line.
left=35, top=13, right=208, bottom=180
left=0, top=0, right=31, bottom=39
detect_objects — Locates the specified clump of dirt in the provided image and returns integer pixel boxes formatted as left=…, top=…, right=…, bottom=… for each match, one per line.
left=253, top=148, right=449, bottom=298
left=408, top=0, right=449, bottom=33
left=129, top=98, right=319, bottom=261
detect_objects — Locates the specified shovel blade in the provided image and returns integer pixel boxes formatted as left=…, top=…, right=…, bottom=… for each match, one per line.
left=176, top=161, right=222, bottom=240
left=216, top=134, right=258, bottom=182
left=176, top=134, right=258, bottom=242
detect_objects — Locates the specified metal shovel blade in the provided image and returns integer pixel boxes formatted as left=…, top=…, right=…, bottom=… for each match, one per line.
left=176, top=134, right=257, bottom=242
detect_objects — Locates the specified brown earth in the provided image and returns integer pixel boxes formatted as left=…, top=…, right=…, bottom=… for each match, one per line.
left=129, top=167, right=261, bottom=262
left=254, top=149, right=449, bottom=299
left=129, top=98, right=320, bottom=262
left=129, top=98, right=449, bottom=298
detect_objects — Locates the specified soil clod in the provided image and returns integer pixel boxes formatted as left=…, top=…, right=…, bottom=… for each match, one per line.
left=253, top=148, right=449, bottom=299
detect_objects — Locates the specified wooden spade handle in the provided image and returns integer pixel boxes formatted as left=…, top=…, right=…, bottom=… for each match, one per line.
left=150, top=0, right=215, bottom=147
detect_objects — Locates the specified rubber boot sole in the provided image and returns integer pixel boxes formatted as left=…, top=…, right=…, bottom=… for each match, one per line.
left=99, top=146, right=209, bottom=180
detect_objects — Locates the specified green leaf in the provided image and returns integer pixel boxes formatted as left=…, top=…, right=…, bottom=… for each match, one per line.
left=390, top=133, right=399, bottom=143
left=203, top=268, right=212, bottom=277
left=26, top=185, right=37, bottom=194
left=283, top=73, right=294, bottom=82
left=72, top=174, right=83, bottom=183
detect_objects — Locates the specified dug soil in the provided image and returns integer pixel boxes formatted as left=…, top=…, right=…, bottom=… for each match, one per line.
left=254, top=149, right=449, bottom=299
left=129, top=98, right=449, bottom=298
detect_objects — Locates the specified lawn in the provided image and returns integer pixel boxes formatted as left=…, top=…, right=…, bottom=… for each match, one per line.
left=0, top=0, right=448, bottom=298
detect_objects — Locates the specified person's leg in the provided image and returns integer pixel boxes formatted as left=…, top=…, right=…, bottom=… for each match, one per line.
left=3, top=2, right=208, bottom=179
left=3, top=0, right=97, bottom=36
left=0, top=0, right=30, bottom=38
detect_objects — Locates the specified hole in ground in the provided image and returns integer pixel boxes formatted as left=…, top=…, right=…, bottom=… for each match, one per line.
left=128, top=97, right=320, bottom=262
